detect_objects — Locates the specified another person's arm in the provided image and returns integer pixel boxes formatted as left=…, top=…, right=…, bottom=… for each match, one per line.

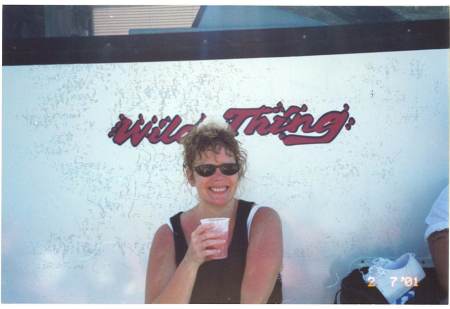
left=428, top=229, right=448, bottom=294
left=241, top=207, right=283, bottom=303
left=425, top=185, right=449, bottom=296
left=145, top=223, right=224, bottom=303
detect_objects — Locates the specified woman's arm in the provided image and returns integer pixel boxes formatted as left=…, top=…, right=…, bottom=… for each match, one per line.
left=145, top=223, right=224, bottom=303
left=145, top=224, right=196, bottom=303
left=241, top=207, right=283, bottom=304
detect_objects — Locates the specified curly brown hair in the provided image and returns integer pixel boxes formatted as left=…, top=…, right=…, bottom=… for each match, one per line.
left=181, top=122, right=247, bottom=179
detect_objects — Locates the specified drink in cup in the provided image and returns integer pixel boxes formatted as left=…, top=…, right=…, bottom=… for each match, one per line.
left=200, top=217, right=230, bottom=260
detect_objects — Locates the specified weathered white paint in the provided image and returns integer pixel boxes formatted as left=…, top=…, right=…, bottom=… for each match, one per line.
left=2, top=49, right=448, bottom=303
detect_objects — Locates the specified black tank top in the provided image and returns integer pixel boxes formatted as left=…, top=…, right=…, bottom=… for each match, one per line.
left=169, top=199, right=282, bottom=304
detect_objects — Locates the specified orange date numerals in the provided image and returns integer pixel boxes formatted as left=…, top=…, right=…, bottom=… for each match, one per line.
left=367, top=276, right=376, bottom=288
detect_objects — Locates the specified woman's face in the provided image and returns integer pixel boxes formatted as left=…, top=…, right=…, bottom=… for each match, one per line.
left=188, top=147, right=239, bottom=208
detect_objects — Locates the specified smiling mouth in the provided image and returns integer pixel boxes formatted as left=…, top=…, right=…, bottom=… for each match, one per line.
left=209, top=186, right=228, bottom=193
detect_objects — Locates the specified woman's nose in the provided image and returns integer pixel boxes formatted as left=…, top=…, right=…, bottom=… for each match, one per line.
left=212, top=166, right=225, bottom=177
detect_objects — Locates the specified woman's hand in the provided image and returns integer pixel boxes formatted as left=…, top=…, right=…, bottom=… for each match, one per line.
left=184, top=223, right=226, bottom=267
left=146, top=223, right=225, bottom=304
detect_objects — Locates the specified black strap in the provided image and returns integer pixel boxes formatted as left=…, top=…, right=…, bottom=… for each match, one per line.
left=230, top=200, right=253, bottom=251
left=169, top=211, right=186, bottom=266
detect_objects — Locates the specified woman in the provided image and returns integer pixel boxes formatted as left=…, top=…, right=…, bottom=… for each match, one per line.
left=145, top=123, right=283, bottom=303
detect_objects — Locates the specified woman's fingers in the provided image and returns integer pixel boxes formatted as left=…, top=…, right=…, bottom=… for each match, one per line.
left=194, top=223, right=214, bottom=234
left=203, top=249, right=221, bottom=258
left=192, top=224, right=223, bottom=241
left=202, top=238, right=226, bottom=249
left=192, top=232, right=224, bottom=250
left=186, top=223, right=227, bottom=264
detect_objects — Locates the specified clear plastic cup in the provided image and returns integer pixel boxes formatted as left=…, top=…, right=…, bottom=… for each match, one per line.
left=200, top=217, right=230, bottom=260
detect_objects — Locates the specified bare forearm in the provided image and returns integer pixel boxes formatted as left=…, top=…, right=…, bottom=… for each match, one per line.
left=151, top=259, right=199, bottom=304
left=241, top=284, right=271, bottom=303
left=241, top=269, right=278, bottom=303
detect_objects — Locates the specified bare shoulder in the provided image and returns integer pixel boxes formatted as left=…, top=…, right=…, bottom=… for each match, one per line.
left=247, top=206, right=283, bottom=267
left=249, top=206, right=282, bottom=241
left=146, top=224, right=176, bottom=303
left=151, top=224, right=174, bottom=252
left=147, top=224, right=176, bottom=283
left=252, top=206, right=281, bottom=226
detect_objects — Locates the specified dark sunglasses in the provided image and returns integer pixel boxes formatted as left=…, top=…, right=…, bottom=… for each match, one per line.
left=194, top=163, right=240, bottom=177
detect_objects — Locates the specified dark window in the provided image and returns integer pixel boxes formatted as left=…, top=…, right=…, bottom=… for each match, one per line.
left=3, top=5, right=449, bottom=65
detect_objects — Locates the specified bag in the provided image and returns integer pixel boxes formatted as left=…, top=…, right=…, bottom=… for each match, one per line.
left=334, top=267, right=445, bottom=304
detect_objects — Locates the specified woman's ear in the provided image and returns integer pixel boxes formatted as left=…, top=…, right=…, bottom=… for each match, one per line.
left=186, top=169, right=195, bottom=186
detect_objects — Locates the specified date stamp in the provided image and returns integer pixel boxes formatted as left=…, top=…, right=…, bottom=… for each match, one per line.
left=367, top=276, right=419, bottom=288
